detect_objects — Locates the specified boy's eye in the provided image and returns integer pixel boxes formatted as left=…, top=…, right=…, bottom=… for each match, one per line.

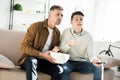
left=80, top=18, right=83, bottom=21
left=75, top=18, right=83, bottom=21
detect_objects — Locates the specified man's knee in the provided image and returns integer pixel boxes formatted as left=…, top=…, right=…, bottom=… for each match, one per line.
left=24, top=57, right=38, bottom=67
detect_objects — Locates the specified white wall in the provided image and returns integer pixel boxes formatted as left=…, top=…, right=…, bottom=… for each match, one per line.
left=94, top=0, right=120, bottom=42
left=0, top=0, right=11, bottom=29
left=0, top=0, right=96, bottom=33
left=1, top=0, right=120, bottom=42
left=50, top=0, right=96, bottom=35
left=94, top=41, right=120, bottom=59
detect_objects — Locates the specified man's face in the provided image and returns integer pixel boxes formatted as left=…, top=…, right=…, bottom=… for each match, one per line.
left=49, top=9, right=63, bottom=25
left=71, top=15, right=83, bottom=29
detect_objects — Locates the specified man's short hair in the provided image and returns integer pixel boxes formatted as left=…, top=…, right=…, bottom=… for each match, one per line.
left=50, top=5, right=63, bottom=11
left=71, top=11, right=84, bottom=20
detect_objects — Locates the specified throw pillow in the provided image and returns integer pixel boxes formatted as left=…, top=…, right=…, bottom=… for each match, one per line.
left=0, top=54, right=15, bottom=68
left=97, top=55, right=120, bottom=68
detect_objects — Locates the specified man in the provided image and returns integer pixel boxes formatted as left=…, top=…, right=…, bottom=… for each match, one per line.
left=59, top=11, right=102, bottom=80
left=17, top=5, right=63, bottom=80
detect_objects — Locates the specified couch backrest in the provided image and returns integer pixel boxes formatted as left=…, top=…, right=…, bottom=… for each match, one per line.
left=0, top=29, right=25, bottom=65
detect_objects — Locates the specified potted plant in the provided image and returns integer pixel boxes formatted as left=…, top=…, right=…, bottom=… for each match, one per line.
left=13, top=3, right=23, bottom=11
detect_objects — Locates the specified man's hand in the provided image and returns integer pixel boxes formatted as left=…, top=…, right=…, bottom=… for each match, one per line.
left=39, top=51, right=55, bottom=63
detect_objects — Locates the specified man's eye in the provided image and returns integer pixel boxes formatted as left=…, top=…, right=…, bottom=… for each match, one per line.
left=56, top=14, right=63, bottom=17
left=76, top=19, right=79, bottom=21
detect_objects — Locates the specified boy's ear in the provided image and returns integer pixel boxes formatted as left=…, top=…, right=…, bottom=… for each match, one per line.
left=70, top=20, right=72, bottom=24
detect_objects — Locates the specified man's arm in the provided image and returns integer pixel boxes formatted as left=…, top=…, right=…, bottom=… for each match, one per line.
left=20, top=24, right=40, bottom=57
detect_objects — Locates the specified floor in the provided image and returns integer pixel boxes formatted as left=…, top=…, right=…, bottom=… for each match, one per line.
left=112, top=67, right=120, bottom=80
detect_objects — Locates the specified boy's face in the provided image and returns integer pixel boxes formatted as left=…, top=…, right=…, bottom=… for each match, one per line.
left=71, top=15, right=83, bottom=29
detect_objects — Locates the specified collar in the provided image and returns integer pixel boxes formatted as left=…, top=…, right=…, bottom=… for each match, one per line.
left=70, top=28, right=85, bottom=36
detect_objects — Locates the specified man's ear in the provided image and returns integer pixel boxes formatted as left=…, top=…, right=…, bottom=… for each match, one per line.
left=48, top=12, right=51, bottom=17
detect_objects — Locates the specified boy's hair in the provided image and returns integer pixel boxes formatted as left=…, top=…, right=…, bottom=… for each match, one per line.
left=50, top=5, right=63, bottom=11
left=71, top=11, right=84, bottom=20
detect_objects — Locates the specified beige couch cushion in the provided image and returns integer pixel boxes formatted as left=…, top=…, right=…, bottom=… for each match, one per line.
left=0, top=29, right=25, bottom=65
left=0, top=67, right=51, bottom=80
left=70, top=69, right=114, bottom=80
left=0, top=54, right=15, bottom=68
left=0, top=67, right=114, bottom=80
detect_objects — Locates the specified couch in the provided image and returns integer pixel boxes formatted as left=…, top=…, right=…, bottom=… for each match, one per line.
left=0, top=29, right=115, bottom=80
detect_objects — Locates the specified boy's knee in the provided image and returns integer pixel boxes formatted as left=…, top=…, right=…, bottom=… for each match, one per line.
left=62, top=65, right=71, bottom=73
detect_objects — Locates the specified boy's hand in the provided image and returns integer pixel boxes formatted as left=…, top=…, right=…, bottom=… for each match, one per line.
left=67, top=40, right=77, bottom=46
left=92, top=58, right=102, bottom=67
left=52, top=46, right=59, bottom=52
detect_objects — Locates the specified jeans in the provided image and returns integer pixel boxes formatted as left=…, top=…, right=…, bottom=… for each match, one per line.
left=61, top=60, right=102, bottom=80
left=20, top=57, right=63, bottom=80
